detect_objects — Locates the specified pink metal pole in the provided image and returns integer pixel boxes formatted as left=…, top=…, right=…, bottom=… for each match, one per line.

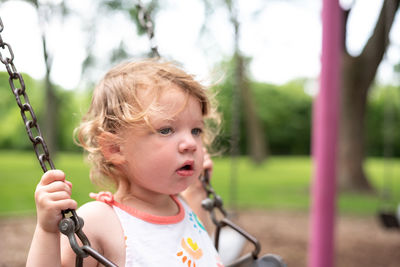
left=308, top=0, right=342, bottom=267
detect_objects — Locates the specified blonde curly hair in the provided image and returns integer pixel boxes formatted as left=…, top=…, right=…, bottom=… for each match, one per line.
left=75, top=59, right=220, bottom=189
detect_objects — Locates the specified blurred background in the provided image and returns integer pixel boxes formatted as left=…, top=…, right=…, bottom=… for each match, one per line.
left=1, top=0, right=400, bottom=266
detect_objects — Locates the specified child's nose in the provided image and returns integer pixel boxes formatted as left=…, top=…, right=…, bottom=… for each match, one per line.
left=178, top=133, right=197, bottom=153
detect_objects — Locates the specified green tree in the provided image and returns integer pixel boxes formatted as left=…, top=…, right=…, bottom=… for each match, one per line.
left=0, top=72, right=44, bottom=149
left=339, top=0, right=400, bottom=191
left=365, top=84, right=400, bottom=157
left=215, top=76, right=313, bottom=156
left=253, top=79, right=313, bottom=155
left=203, top=0, right=267, bottom=164
left=56, top=88, right=92, bottom=151
left=0, top=0, right=72, bottom=155
left=80, top=0, right=160, bottom=80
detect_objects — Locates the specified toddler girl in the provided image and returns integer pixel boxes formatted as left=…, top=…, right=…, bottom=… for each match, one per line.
left=26, top=59, right=223, bottom=267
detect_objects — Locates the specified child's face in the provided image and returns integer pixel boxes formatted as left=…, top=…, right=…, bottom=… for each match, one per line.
left=119, top=86, right=205, bottom=197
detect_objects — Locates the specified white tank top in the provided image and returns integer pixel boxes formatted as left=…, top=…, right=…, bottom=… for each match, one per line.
left=92, top=192, right=224, bottom=267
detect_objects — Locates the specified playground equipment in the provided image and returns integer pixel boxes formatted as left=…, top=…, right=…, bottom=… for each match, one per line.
left=201, top=171, right=286, bottom=266
left=377, top=0, right=400, bottom=228
left=379, top=210, right=400, bottom=229
left=0, top=2, right=286, bottom=266
left=377, top=74, right=400, bottom=230
left=308, top=0, right=340, bottom=267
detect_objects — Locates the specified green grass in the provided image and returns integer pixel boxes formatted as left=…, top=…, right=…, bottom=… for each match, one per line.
left=212, top=156, right=312, bottom=211
left=0, top=150, right=96, bottom=216
left=0, top=150, right=398, bottom=216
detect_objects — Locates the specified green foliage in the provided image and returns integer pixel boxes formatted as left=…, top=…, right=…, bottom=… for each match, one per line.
left=214, top=72, right=400, bottom=157
left=252, top=79, right=312, bottom=154
left=213, top=77, right=313, bottom=155
left=56, top=88, right=92, bottom=151
left=0, top=72, right=44, bottom=150
left=1, top=69, right=399, bottom=158
left=0, top=71, right=92, bottom=152
left=366, top=85, right=400, bottom=157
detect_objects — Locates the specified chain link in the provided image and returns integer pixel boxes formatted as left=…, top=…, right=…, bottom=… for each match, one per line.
left=201, top=170, right=262, bottom=259
left=0, top=16, right=117, bottom=267
left=0, top=17, right=55, bottom=173
left=200, top=170, right=228, bottom=226
left=136, top=0, right=160, bottom=58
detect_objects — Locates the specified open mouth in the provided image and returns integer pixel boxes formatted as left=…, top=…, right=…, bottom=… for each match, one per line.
left=179, top=164, right=193, bottom=171
left=177, top=161, right=195, bottom=176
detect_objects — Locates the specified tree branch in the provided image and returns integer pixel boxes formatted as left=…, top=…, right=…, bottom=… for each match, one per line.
left=341, top=7, right=351, bottom=55
left=358, top=0, right=400, bottom=84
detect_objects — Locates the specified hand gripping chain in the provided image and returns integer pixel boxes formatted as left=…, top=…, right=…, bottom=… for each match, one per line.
left=0, top=16, right=117, bottom=267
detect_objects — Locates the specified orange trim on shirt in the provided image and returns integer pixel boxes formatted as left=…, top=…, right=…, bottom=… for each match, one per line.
left=90, top=192, right=185, bottom=225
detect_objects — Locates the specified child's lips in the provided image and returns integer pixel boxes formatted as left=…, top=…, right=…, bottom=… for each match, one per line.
left=176, top=160, right=195, bottom=176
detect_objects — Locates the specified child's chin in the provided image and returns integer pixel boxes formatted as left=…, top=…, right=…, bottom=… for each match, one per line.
left=175, top=184, right=193, bottom=194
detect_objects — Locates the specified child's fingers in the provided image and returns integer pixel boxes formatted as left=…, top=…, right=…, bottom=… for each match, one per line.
left=34, top=171, right=77, bottom=233
left=40, top=170, right=66, bottom=186
left=47, top=191, right=73, bottom=202
left=35, top=181, right=72, bottom=199
left=37, top=170, right=73, bottom=195
left=53, top=198, right=78, bottom=211
left=44, top=181, right=72, bottom=195
left=203, top=152, right=213, bottom=171
left=35, top=190, right=76, bottom=221
left=36, top=186, right=71, bottom=206
left=201, top=149, right=213, bottom=183
left=64, top=180, right=73, bottom=189
left=35, top=171, right=74, bottom=209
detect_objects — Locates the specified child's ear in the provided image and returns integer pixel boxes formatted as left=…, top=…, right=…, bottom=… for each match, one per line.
left=98, top=132, right=126, bottom=165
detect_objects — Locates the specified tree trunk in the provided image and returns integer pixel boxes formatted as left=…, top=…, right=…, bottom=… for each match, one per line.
left=229, top=0, right=267, bottom=164
left=338, top=54, right=372, bottom=191
left=338, top=0, right=400, bottom=192
left=43, top=71, right=57, bottom=156
left=41, top=33, right=57, bottom=156
left=236, top=54, right=267, bottom=164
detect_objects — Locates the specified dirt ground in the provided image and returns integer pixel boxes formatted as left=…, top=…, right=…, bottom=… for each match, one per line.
left=1, top=210, right=400, bottom=267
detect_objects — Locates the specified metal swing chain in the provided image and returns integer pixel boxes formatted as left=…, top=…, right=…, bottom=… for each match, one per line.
left=200, top=170, right=261, bottom=260
left=136, top=0, right=160, bottom=58
left=0, top=17, right=117, bottom=267
left=200, top=170, right=228, bottom=225
left=0, top=20, right=54, bottom=173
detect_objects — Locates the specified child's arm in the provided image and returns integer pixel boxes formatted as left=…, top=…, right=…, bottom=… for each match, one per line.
left=181, top=149, right=214, bottom=234
left=26, top=170, right=77, bottom=267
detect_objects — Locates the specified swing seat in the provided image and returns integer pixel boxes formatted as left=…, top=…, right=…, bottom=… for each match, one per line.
left=214, top=218, right=286, bottom=267
left=201, top=171, right=286, bottom=267
left=378, top=211, right=400, bottom=229
left=218, top=227, right=247, bottom=264
left=226, top=253, right=286, bottom=267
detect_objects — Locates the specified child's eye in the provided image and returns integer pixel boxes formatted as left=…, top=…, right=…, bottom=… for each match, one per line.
left=191, top=128, right=203, bottom=136
left=158, top=127, right=173, bottom=135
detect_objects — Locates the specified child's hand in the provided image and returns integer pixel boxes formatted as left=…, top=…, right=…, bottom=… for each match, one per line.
left=35, top=170, right=77, bottom=233
left=203, top=148, right=213, bottom=179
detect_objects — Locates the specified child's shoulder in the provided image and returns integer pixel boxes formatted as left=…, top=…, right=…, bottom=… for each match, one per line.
left=70, top=201, right=125, bottom=265
left=76, top=200, right=124, bottom=248
left=77, top=200, right=117, bottom=222
left=77, top=201, right=120, bottom=235
left=79, top=199, right=114, bottom=211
